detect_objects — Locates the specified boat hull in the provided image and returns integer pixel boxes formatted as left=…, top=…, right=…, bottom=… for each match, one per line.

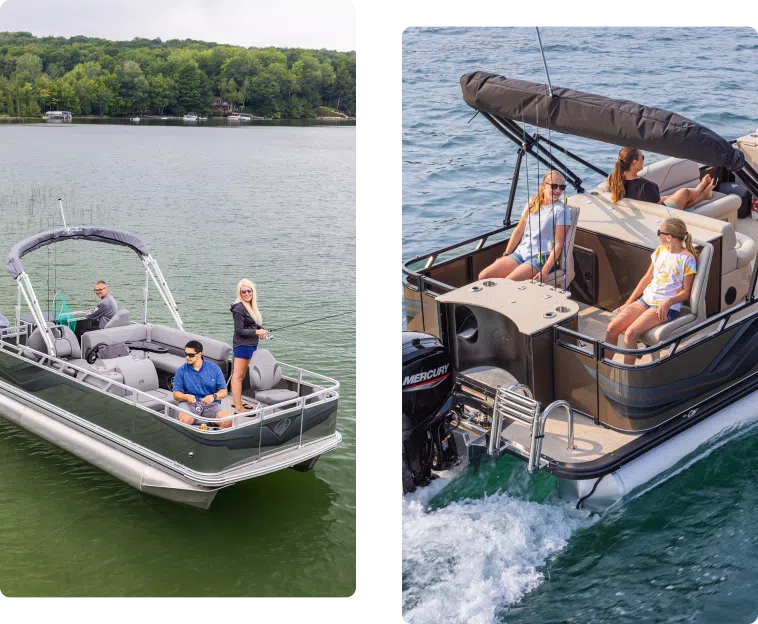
left=0, top=389, right=218, bottom=508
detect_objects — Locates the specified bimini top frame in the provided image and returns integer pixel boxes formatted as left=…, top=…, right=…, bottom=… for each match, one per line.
left=4, top=226, right=183, bottom=356
left=459, top=71, right=758, bottom=226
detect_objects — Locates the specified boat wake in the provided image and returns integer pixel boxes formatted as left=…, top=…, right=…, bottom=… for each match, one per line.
left=402, top=468, right=595, bottom=624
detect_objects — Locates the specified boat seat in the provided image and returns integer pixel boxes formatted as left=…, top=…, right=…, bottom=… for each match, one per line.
left=103, top=309, right=131, bottom=329
left=552, top=204, right=580, bottom=287
left=638, top=241, right=713, bottom=348
left=109, top=357, right=177, bottom=411
left=23, top=323, right=81, bottom=362
left=596, top=157, right=741, bottom=225
left=249, top=349, right=299, bottom=406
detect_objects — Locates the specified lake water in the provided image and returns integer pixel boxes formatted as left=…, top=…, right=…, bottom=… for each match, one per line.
left=0, top=122, right=355, bottom=596
left=403, top=27, right=758, bottom=624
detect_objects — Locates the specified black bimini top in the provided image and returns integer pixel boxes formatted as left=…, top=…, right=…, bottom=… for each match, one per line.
left=5, top=226, right=151, bottom=279
left=461, top=71, right=746, bottom=171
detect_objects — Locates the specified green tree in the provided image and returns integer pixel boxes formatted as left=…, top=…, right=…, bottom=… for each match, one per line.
left=148, top=73, right=175, bottom=114
left=116, top=60, right=150, bottom=112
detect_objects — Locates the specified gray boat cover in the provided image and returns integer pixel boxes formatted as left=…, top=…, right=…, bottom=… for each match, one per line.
left=461, top=72, right=746, bottom=171
left=5, top=227, right=150, bottom=279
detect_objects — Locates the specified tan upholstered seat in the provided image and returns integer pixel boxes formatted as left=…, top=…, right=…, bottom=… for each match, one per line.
left=638, top=242, right=713, bottom=346
left=551, top=204, right=580, bottom=287
left=596, top=157, right=741, bottom=224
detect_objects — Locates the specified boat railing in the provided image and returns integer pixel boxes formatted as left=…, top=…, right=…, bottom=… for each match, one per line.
left=555, top=294, right=758, bottom=368
left=0, top=335, right=338, bottom=431
left=490, top=384, right=575, bottom=473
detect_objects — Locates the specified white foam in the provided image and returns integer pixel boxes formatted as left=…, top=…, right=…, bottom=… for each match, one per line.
left=403, top=488, right=595, bottom=624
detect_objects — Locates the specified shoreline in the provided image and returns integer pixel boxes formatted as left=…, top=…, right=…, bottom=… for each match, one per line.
left=0, top=114, right=356, bottom=122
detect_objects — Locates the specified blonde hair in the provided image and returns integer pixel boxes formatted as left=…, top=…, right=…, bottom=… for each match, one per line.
left=526, top=170, right=566, bottom=215
left=660, top=217, right=699, bottom=259
left=609, top=147, right=642, bottom=204
left=235, top=279, right=263, bottom=325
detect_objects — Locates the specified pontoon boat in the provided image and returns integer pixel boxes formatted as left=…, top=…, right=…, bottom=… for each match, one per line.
left=402, top=72, right=758, bottom=511
left=0, top=227, right=341, bottom=508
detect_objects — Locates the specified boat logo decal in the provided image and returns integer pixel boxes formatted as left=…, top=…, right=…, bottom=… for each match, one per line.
left=403, top=364, right=450, bottom=392
left=274, top=418, right=292, bottom=437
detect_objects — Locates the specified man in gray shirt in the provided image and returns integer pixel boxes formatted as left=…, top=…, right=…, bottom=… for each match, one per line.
left=86, top=280, right=118, bottom=329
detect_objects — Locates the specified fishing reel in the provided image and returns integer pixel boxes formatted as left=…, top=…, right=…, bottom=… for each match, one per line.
left=261, top=331, right=274, bottom=341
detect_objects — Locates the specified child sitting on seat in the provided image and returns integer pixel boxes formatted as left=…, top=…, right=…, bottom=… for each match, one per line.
left=605, top=217, right=698, bottom=365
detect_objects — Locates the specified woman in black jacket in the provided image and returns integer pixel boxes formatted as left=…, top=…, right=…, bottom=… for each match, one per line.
left=230, top=279, right=268, bottom=413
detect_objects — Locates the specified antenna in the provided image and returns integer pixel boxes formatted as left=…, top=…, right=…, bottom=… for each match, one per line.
left=58, top=197, right=67, bottom=229
left=535, top=27, right=553, bottom=99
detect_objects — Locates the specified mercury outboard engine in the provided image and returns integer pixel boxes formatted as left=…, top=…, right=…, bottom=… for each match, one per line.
left=402, top=331, right=459, bottom=493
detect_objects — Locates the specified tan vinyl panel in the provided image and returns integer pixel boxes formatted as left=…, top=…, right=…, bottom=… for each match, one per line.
left=471, top=241, right=509, bottom=279
left=427, top=257, right=471, bottom=290
left=553, top=340, right=599, bottom=419
left=437, top=279, right=579, bottom=336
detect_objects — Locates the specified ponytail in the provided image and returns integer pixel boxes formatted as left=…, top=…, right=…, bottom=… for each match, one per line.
left=609, top=147, right=642, bottom=204
left=683, top=232, right=699, bottom=259
left=660, top=217, right=699, bottom=259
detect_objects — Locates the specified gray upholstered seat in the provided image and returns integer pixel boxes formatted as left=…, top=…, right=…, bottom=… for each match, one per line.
left=104, top=308, right=131, bottom=329
left=110, top=357, right=176, bottom=410
left=638, top=242, right=713, bottom=348
left=249, top=349, right=299, bottom=406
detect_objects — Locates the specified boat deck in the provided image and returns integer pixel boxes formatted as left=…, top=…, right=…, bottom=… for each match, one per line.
left=501, top=410, right=639, bottom=464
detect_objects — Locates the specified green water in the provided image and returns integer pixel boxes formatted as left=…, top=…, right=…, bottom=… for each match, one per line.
left=0, top=123, right=355, bottom=596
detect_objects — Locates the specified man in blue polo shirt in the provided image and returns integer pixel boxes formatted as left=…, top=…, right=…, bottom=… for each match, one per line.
left=173, top=340, right=232, bottom=428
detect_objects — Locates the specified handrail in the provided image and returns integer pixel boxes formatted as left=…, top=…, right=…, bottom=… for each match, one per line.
left=531, top=401, right=575, bottom=473
left=0, top=336, right=339, bottom=429
left=554, top=296, right=758, bottom=368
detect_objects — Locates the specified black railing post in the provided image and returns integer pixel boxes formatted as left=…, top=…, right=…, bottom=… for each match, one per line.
left=505, top=148, right=524, bottom=226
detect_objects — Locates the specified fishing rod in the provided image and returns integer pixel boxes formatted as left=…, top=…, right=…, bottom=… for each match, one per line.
left=261, top=310, right=354, bottom=340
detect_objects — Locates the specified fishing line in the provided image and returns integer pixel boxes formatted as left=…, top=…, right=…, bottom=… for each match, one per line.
left=520, top=99, right=532, bottom=278
left=266, top=310, right=354, bottom=333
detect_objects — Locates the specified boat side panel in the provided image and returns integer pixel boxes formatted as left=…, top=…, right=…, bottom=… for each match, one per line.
left=0, top=351, right=336, bottom=474
left=553, top=332, right=599, bottom=420
left=597, top=316, right=758, bottom=431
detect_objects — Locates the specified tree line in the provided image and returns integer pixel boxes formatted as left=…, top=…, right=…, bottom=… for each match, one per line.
left=0, top=32, right=356, bottom=118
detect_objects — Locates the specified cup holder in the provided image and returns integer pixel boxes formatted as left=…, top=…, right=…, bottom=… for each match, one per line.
left=470, top=285, right=483, bottom=292
left=555, top=306, right=570, bottom=313
left=542, top=311, right=557, bottom=319
left=482, top=281, right=496, bottom=287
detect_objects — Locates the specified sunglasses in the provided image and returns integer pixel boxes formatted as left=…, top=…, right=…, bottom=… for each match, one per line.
left=184, top=351, right=198, bottom=358
left=545, top=183, right=567, bottom=191
left=240, top=289, right=253, bottom=294
left=94, top=288, right=105, bottom=292
left=657, top=230, right=683, bottom=239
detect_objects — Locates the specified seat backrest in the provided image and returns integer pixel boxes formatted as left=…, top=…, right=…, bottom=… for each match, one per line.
left=53, top=324, right=82, bottom=359
left=113, top=357, right=159, bottom=392
left=80, top=324, right=148, bottom=359
left=25, top=322, right=63, bottom=358
left=104, top=309, right=131, bottom=329
left=639, top=157, right=700, bottom=193
left=248, top=349, right=282, bottom=391
left=556, top=204, right=580, bottom=285
left=688, top=241, right=713, bottom=321
left=149, top=325, right=231, bottom=364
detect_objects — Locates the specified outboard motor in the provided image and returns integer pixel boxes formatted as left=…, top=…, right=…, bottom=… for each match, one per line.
left=402, top=331, right=459, bottom=493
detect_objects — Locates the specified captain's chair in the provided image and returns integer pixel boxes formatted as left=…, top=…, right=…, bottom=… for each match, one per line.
left=638, top=241, right=713, bottom=350
left=248, top=349, right=300, bottom=406
left=552, top=204, right=580, bottom=287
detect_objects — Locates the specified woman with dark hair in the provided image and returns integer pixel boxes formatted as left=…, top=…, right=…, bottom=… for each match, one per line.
left=608, top=147, right=716, bottom=210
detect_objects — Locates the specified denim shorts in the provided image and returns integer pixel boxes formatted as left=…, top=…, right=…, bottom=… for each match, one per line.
left=637, top=297, right=680, bottom=322
left=662, top=198, right=679, bottom=209
left=233, top=345, right=257, bottom=359
left=507, top=251, right=546, bottom=272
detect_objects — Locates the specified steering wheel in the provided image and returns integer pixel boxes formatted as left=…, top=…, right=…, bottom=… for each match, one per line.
left=85, top=342, right=106, bottom=365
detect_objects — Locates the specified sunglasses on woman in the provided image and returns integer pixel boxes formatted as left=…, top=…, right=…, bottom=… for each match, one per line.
left=545, top=183, right=567, bottom=191
left=240, top=289, right=253, bottom=294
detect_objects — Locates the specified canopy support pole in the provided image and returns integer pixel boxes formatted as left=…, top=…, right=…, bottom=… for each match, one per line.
left=17, top=272, right=56, bottom=356
left=504, top=148, right=525, bottom=226
left=141, top=256, right=183, bottom=330
left=143, top=266, right=149, bottom=325
left=15, top=284, right=21, bottom=340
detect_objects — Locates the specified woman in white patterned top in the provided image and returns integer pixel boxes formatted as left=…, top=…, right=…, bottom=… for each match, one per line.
left=605, top=217, right=698, bottom=365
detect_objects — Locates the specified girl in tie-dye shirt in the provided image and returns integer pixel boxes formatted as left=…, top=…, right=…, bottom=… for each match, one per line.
left=605, top=217, right=698, bottom=365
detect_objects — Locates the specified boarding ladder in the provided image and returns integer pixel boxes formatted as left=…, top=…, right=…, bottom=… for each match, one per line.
left=488, top=385, right=575, bottom=473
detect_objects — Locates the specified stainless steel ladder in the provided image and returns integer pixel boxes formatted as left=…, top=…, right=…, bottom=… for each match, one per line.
left=488, top=385, right=575, bottom=473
